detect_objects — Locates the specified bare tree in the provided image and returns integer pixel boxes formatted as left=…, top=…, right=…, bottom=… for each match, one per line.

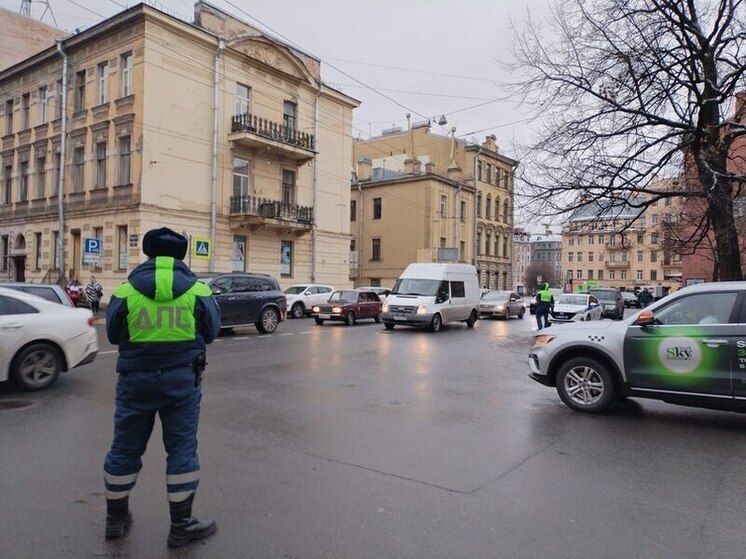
left=525, top=261, right=560, bottom=291
left=511, top=0, right=746, bottom=280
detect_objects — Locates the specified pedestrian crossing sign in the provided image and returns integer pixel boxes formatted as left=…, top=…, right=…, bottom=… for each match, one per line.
left=194, top=238, right=210, bottom=259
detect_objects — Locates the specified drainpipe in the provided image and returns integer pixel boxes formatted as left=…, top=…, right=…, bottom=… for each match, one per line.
left=209, top=38, right=225, bottom=273
left=311, top=87, right=320, bottom=282
left=472, top=147, right=482, bottom=268
left=55, top=39, right=68, bottom=281
left=357, top=182, right=363, bottom=287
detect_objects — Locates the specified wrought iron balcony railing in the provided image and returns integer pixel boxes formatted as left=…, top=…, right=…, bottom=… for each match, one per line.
left=230, top=113, right=315, bottom=151
left=230, top=195, right=313, bottom=225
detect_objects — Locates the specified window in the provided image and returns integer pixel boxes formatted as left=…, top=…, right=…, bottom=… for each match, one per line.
left=118, top=136, right=131, bottom=185
left=74, top=70, right=86, bottom=113
left=371, top=238, right=381, bottom=261
left=373, top=197, right=381, bottom=219
left=496, top=167, right=502, bottom=185
left=476, top=160, right=482, bottom=181
left=503, top=201, right=509, bottom=223
left=621, top=251, right=628, bottom=262
left=665, top=196, right=672, bottom=206
left=588, top=252, right=594, bottom=263
left=117, top=225, right=128, bottom=270
left=476, top=231, right=482, bottom=254
left=655, top=292, right=738, bottom=325
left=460, top=241, right=465, bottom=261
left=485, top=195, right=491, bottom=219
left=588, top=269, right=594, bottom=280
left=34, top=232, right=42, bottom=271
left=651, top=232, right=659, bottom=244
left=485, top=232, right=491, bottom=255
left=477, top=192, right=482, bottom=217
left=503, top=237, right=508, bottom=257
left=650, top=250, right=658, bottom=263
left=95, top=142, right=107, bottom=188
left=598, top=270, right=603, bottom=280
left=637, top=233, right=644, bottom=244
left=282, top=169, right=295, bottom=206
left=652, top=214, right=659, bottom=225
left=280, top=240, right=293, bottom=276
left=38, top=86, right=48, bottom=124
left=21, top=93, right=30, bottom=129
left=485, top=163, right=492, bottom=184
left=19, top=161, right=28, bottom=201
left=235, top=83, right=250, bottom=115
left=56, top=79, right=63, bottom=119
left=53, top=152, right=61, bottom=192
left=35, top=156, right=46, bottom=198
left=283, top=101, right=296, bottom=135
left=568, top=252, right=574, bottom=262
left=609, top=270, right=615, bottom=280
left=0, top=295, right=38, bottom=316
left=636, top=269, right=643, bottom=280
left=451, top=281, right=466, bottom=298
left=588, top=235, right=594, bottom=245
left=620, top=271, right=627, bottom=280
left=5, top=99, right=13, bottom=134
left=97, top=62, right=108, bottom=105
left=494, top=235, right=499, bottom=256
left=650, top=270, right=657, bottom=281
left=576, top=269, right=582, bottom=279
left=440, top=195, right=447, bottom=218
left=0, top=235, right=7, bottom=271
left=3, top=164, right=12, bottom=204
left=440, top=237, right=447, bottom=248
left=460, top=200, right=466, bottom=222
left=232, top=158, right=250, bottom=198
left=73, top=147, right=84, bottom=192
left=350, top=199, right=356, bottom=222
left=121, top=52, right=133, bottom=97
left=577, top=252, right=583, bottom=262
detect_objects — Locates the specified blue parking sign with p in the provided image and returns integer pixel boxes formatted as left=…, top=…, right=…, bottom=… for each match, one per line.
left=84, top=238, right=101, bottom=253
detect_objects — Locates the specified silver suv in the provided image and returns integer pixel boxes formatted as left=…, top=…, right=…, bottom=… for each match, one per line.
left=528, top=282, right=746, bottom=414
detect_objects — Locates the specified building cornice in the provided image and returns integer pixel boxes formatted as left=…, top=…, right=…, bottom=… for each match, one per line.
left=351, top=172, right=476, bottom=193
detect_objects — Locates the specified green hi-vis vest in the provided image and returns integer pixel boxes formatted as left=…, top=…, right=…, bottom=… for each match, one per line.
left=113, top=256, right=213, bottom=343
left=538, top=289, right=553, bottom=303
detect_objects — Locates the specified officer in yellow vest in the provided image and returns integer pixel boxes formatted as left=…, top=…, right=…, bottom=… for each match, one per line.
left=103, top=227, right=220, bottom=548
left=535, top=283, right=555, bottom=330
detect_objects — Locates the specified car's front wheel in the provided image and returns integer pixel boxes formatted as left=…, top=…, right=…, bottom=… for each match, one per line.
left=12, top=342, right=63, bottom=391
left=518, top=308, right=525, bottom=319
left=384, top=321, right=395, bottom=330
left=556, top=357, right=616, bottom=413
left=466, top=309, right=478, bottom=328
left=256, top=307, right=280, bottom=333
left=345, top=311, right=356, bottom=326
left=291, top=303, right=305, bottom=319
left=374, top=315, right=381, bottom=323
left=430, top=313, right=442, bottom=332
left=314, top=318, right=324, bottom=325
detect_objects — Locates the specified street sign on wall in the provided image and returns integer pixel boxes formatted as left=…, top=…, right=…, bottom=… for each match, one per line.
left=83, top=237, right=101, bottom=265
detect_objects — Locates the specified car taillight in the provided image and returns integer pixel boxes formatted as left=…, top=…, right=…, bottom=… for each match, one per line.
left=87, top=316, right=96, bottom=327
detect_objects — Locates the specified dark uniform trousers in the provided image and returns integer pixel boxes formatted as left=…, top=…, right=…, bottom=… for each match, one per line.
left=104, top=365, right=201, bottom=504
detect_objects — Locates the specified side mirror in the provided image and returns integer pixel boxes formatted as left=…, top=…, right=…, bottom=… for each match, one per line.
left=636, top=310, right=656, bottom=326
left=304, top=290, right=312, bottom=295
left=509, top=296, right=517, bottom=302
left=211, top=287, right=222, bottom=295
left=436, top=294, right=448, bottom=304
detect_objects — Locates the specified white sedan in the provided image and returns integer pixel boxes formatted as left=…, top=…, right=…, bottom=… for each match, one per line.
left=0, top=287, right=99, bottom=391
left=549, top=293, right=603, bottom=323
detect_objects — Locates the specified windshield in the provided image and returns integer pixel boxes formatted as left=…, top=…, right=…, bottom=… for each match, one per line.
left=589, top=289, right=616, bottom=301
left=328, top=290, right=358, bottom=303
left=391, top=279, right=443, bottom=297
left=483, top=291, right=511, bottom=301
left=558, top=295, right=588, bottom=306
left=284, top=286, right=308, bottom=295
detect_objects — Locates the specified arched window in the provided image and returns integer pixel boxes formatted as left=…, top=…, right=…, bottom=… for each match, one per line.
left=494, top=233, right=500, bottom=256
left=503, top=201, right=509, bottom=223
left=485, top=232, right=492, bottom=255
left=495, top=198, right=500, bottom=222
left=485, top=195, right=491, bottom=220
left=503, top=236, right=509, bottom=257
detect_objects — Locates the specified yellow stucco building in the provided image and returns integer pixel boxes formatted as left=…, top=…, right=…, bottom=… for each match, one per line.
left=351, top=124, right=518, bottom=289
left=0, top=2, right=358, bottom=293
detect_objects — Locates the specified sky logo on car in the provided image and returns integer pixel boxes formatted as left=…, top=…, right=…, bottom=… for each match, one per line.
left=657, top=337, right=702, bottom=374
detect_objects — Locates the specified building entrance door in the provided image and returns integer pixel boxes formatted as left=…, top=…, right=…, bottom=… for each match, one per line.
left=13, top=256, right=25, bottom=282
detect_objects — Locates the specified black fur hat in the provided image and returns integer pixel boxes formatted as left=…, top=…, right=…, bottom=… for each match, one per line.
left=142, top=227, right=188, bottom=260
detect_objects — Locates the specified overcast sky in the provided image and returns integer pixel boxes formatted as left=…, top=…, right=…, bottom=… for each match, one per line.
left=3, top=0, right=551, bottom=151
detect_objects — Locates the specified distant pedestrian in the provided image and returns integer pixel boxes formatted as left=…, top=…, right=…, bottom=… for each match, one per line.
left=66, top=273, right=83, bottom=307
left=103, top=227, right=221, bottom=548
left=535, top=283, right=554, bottom=330
left=85, top=276, right=104, bottom=315
left=637, top=288, right=652, bottom=308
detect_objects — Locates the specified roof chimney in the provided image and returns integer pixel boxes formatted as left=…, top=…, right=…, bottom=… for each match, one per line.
left=356, top=157, right=372, bottom=182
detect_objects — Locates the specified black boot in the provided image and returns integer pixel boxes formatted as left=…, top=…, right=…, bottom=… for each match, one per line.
left=167, top=494, right=217, bottom=548
left=105, top=496, right=132, bottom=540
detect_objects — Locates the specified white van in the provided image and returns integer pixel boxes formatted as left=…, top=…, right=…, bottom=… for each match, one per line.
left=381, top=263, right=481, bottom=331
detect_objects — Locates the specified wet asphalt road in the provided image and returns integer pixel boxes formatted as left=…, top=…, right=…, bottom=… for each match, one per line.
left=2, top=308, right=746, bottom=559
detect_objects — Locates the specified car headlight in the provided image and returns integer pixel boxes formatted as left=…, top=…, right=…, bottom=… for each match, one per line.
left=533, top=335, right=556, bottom=346
left=332, top=306, right=343, bottom=314
left=312, top=306, right=320, bottom=313
left=416, top=305, right=427, bottom=315
left=495, top=304, right=504, bottom=311
left=382, top=303, right=389, bottom=313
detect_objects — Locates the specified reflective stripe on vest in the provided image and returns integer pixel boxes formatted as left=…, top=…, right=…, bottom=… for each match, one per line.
left=113, top=256, right=211, bottom=343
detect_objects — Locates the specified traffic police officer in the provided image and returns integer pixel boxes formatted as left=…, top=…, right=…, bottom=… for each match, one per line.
left=103, top=227, right=220, bottom=548
left=535, top=283, right=555, bottom=330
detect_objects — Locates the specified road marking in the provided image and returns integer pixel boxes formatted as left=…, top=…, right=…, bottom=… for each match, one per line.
left=279, top=333, right=294, bottom=336
left=233, top=337, right=249, bottom=340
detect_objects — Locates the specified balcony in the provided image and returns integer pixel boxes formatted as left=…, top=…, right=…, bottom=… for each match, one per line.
left=604, top=260, right=630, bottom=269
left=229, top=195, right=313, bottom=235
left=229, top=113, right=315, bottom=163
left=605, top=242, right=629, bottom=251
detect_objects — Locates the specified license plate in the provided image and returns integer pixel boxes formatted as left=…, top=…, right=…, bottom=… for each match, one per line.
left=395, top=315, right=407, bottom=321
left=319, top=313, right=331, bottom=319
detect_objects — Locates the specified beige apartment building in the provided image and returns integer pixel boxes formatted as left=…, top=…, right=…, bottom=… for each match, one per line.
left=0, top=2, right=358, bottom=293
left=351, top=124, right=518, bottom=289
left=561, top=181, right=683, bottom=294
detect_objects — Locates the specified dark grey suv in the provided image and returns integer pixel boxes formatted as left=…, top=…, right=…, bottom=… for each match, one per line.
left=198, top=273, right=286, bottom=334
left=588, top=288, right=625, bottom=320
